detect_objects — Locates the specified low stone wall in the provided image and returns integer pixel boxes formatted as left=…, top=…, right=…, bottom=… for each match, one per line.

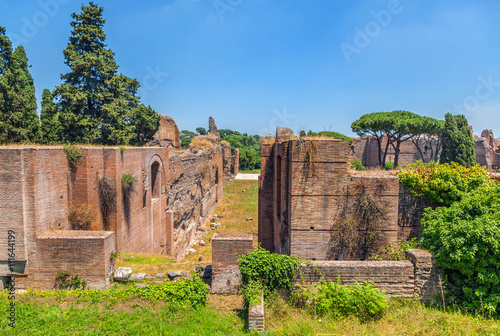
left=406, top=249, right=443, bottom=303
left=22, top=230, right=115, bottom=290
left=295, top=260, right=415, bottom=297
left=248, top=293, right=265, bottom=332
left=211, top=232, right=253, bottom=294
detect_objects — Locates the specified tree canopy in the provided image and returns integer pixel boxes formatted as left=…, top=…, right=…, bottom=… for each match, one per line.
left=440, top=113, right=476, bottom=167
left=352, top=111, right=443, bottom=169
left=50, top=2, right=159, bottom=145
left=0, top=29, right=40, bottom=144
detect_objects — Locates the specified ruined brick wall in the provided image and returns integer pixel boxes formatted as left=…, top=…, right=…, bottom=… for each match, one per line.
left=406, top=249, right=443, bottom=303
left=222, top=143, right=239, bottom=182
left=295, top=260, right=415, bottom=297
left=259, top=131, right=400, bottom=261
left=211, top=232, right=253, bottom=294
left=25, top=230, right=115, bottom=290
left=167, top=146, right=223, bottom=260
left=398, top=184, right=431, bottom=241
left=149, top=115, right=181, bottom=148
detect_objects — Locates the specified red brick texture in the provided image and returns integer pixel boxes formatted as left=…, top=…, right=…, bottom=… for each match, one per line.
left=211, top=232, right=253, bottom=294
left=259, top=135, right=401, bottom=261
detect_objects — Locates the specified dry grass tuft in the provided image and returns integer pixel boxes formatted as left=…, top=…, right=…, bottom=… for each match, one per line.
left=68, top=205, right=99, bottom=230
left=261, top=136, right=276, bottom=145
left=190, top=136, right=214, bottom=150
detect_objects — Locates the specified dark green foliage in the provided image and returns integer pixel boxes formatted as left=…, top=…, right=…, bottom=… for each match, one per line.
left=237, top=246, right=302, bottom=294
left=130, top=104, right=160, bottom=146
left=440, top=113, right=476, bottom=167
left=398, top=162, right=492, bottom=207
left=180, top=130, right=197, bottom=148
left=40, top=88, right=61, bottom=143
left=294, top=280, right=388, bottom=321
left=299, top=130, right=306, bottom=137
left=420, top=184, right=500, bottom=317
left=349, top=159, right=366, bottom=171
left=196, top=127, right=207, bottom=135
left=55, top=271, right=87, bottom=290
left=52, top=3, right=158, bottom=145
left=221, top=132, right=261, bottom=170
left=0, top=37, right=40, bottom=143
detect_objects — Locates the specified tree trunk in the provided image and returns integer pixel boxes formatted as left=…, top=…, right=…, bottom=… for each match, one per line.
left=393, top=140, right=401, bottom=169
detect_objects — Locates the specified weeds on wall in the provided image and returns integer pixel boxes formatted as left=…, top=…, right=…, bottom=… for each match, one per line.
left=98, top=177, right=117, bottom=230
left=55, top=270, right=87, bottom=290
left=330, top=180, right=387, bottom=260
left=121, top=173, right=138, bottom=197
left=68, top=205, right=98, bottom=230
left=64, top=144, right=82, bottom=178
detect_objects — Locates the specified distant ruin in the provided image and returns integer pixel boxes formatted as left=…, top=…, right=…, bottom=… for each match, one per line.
left=0, top=116, right=239, bottom=290
left=352, top=128, right=500, bottom=171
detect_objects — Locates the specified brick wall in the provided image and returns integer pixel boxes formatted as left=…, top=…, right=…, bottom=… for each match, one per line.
left=406, top=249, right=443, bottom=303
left=295, top=260, right=415, bottom=297
left=259, top=132, right=401, bottom=261
left=211, top=232, right=253, bottom=294
left=150, top=115, right=181, bottom=148
left=398, top=184, right=431, bottom=241
left=26, top=230, right=115, bottom=290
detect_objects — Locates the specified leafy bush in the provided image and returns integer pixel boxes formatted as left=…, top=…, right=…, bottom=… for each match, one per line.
left=63, top=144, right=82, bottom=164
left=384, top=162, right=401, bottom=170
left=405, top=159, right=439, bottom=169
left=420, top=184, right=500, bottom=317
left=316, top=131, right=354, bottom=144
left=349, top=159, right=366, bottom=171
left=294, top=279, right=388, bottom=321
left=55, top=271, right=87, bottom=290
left=398, top=162, right=492, bottom=206
left=237, top=246, right=302, bottom=294
left=240, top=280, right=263, bottom=308
left=121, top=173, right=138, bottom=186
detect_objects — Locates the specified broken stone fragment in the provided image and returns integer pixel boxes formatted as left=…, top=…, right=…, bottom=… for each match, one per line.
left=246, top=217, right=253, bottom=221
left=155, top=273, right=165, bottom=279
left=129, top=273, right=146, bottom=281
left=195, top=264, right=205, bottom=272
left=188, top=248, right=197, bottom=253
left=199, top=240, right=205, bottom=246
left=168, top=271, right=182, bottom=279
left=113, top=267, right=133, bottom=282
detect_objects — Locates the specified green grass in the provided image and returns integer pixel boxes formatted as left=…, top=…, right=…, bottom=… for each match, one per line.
left=0, top=297, right=251, bottom=335
left=238, top=169, right=261, bottom=174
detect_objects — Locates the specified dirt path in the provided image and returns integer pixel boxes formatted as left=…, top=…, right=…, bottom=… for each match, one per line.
left=234, top=173, right=259, bottom=180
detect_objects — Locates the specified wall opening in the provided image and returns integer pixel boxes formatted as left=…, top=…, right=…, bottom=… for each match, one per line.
left=151, top=162, right=160, bottom=201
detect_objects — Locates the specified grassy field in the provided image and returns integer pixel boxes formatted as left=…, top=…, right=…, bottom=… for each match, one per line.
left=239, top=169, right=261, bottom=174
left=115, top=179, right=258, bottom=273
left=3, top=179, right=500, bottom=335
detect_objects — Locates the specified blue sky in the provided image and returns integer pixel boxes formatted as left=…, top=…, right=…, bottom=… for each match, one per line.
left=1, top=0, right=500, bottom=137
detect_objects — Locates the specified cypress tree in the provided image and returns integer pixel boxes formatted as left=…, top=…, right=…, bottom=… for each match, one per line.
left=53, top=2, right=160, bottom=145
left=440, top=113, right=476, bottom=167
left=40, top=88, right=61, bottom=143
left=0, top=42, right=40, bottom=143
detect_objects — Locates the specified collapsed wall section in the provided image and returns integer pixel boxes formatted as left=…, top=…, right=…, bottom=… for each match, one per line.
left=167, top=146, right=223, bottom=260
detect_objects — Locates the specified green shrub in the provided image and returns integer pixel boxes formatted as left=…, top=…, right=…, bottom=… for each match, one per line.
left=369, top=238, right=420, bottom=261
left=349, top=159, right=366, bottom=171
left=294, top=279, right=388, bottom=321
left=398, top=162, right=492, bottom=206
left=237, top=246, right=302, bottom=294
left=316, top=131, right=354, bottom=144
left=420, top=184, right=500, bottom=317
left=241, top=280, right=263, bottom=308
left=55, top=271, right=87, bottom=290
left=384, top=162, right=401, bottom=170
left=63, top=144, right=82, bottom=164
left=405, top=160, right=439, bottom=169
left=121, top=173, right=138, bottom=186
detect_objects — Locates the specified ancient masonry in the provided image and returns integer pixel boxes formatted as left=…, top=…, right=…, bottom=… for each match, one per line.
left=0, top=116, right=239, bottom=290
left=258, top=127, right=425, bottom=261
left=352, top=128, right=500, bottom=171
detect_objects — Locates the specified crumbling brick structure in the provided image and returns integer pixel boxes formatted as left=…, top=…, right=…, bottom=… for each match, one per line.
left=353, top=128, right=500, bottom=172
left=0, top=116, right=225, bottom=289
left=221, top=142, right=239, bottom=182
left=259, top=128, right=423, bottom=261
